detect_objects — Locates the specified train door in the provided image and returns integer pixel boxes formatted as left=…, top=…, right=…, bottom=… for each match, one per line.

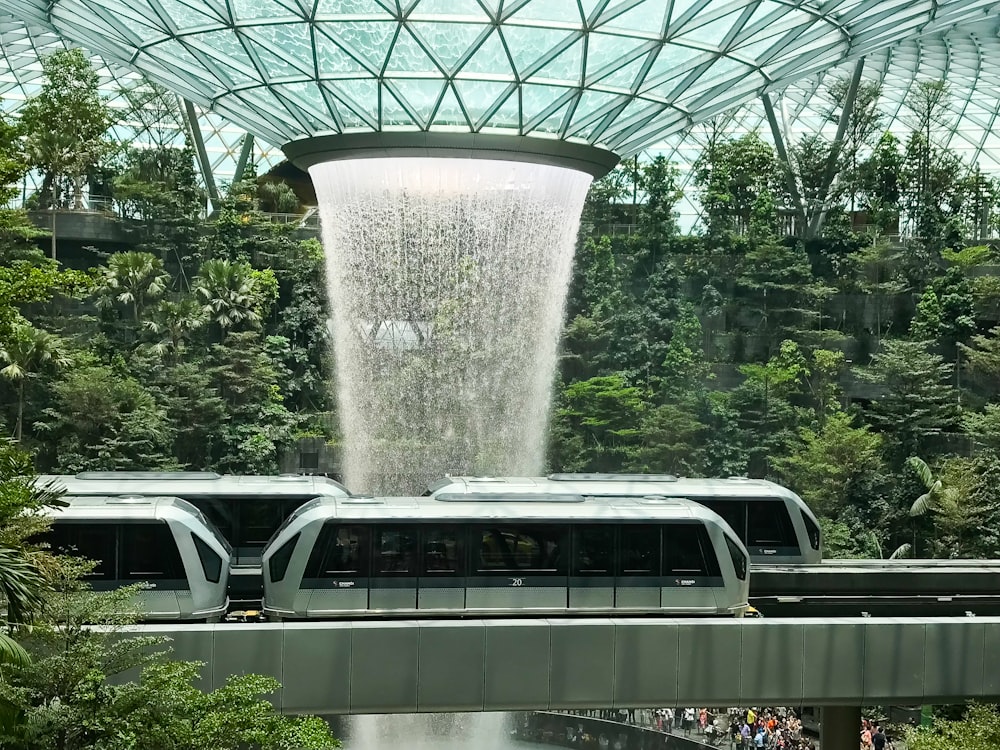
left=369, top=525, right=418, bottom=611
left=616, top=525, right=661, bottom=608
left=417, top=526, right=465, bottom=610
left=466, top=524, right=568, bottom=610
left=303, top=523, right=370, bottom=613
left=119, top=522, right=184, bottom=618
left=661, top=523, right=723, bottom=613
left=569, top=525, right=614, bottom=609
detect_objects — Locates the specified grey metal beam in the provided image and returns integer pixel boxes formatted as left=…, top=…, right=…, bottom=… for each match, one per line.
left=808, top=57, right=866, bottom=237
left=761, top=92, right=807, bottom=233
left=233, top=133, right=255, bottom=184
left=181, top=98, right=220, bottom=206
left=130, top=617, right=1000, bottom=714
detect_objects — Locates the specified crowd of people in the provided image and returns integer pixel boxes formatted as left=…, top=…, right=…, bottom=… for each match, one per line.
left=543, top=707, right=897, bottom=750
left=557, top=707, right=812, bottom=749
left=633, top=707, right=815, bottom=749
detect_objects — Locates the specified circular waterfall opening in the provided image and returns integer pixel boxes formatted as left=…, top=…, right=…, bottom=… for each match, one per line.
left=310, top=156, right=593, bottom=494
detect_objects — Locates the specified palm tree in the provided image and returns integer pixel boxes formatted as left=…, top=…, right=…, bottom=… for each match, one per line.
left=0, top=544, right=43, bottom=666
left=98, top=251, right=171, bottom=323
left=0, top=324, right=70, bottom=441
left=144, top=297, right=206, bottom=362
left=194, top=259, right=263, bottom=339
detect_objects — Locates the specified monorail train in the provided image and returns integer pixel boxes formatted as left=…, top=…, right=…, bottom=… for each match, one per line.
left=425, top=475, right=822, bottom=564
left=262, top=494, right=750, bottom=619
left=41, top=496, right=232, bottom=621
left=38, top=472, right=350, bottom=566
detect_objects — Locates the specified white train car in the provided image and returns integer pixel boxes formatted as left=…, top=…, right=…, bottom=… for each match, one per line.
left=43, top=496, right=231, bottom=621
left=427, top=475, right=822, bottom=564
left=262, top=493, right=750, bottom=619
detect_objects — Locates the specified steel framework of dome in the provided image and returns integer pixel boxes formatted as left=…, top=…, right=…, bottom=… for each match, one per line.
left=0, top=13, right=283, bottom=194
left=652, top=19, right=1000, bottom=226
left=0, top=0, right=997, bottom=163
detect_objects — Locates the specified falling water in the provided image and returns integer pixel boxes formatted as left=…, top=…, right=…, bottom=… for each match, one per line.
left=311, top=157, right=593, bottom=494
left=342, top=712, right=515, bottom=750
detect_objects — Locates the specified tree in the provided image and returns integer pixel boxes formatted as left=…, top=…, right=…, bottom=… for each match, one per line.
left=18, top=49, right=112, bottom=210
left=144, top=296, right=206, bottom=363
left=963, top=404, right=1000, bottom=454
left=855, top=339, right=960, bottom=463
left=735, top=200, right=833, bottom=355
left=35, top=364, right=177, bottom=472
left=0, top=441, right=64, bottom=673
left=195, top=259, right=274, bottom=339
left=1, top=561, right=339, bottom=750
left=0, top=324, right=70, bottom=441
left=959, top=325, right=1000, bottom=393
left=693, top=130, right=784, bottom=235
left=629, top=400, right=708, bottom=476
left=207, top=332, right=295, bottom=473
left=549, top=374, right=646, bottom=472
left=97, top=251, right=171, bottom=325
left=260, top=238, right=332, bottom=413
left=774, top=411, right=883, bottom=518
left=856, top=132, right=904, bottom=233
left=113, top=144, right=205, bottom=277
left=731, top=340, right=810, bottom=476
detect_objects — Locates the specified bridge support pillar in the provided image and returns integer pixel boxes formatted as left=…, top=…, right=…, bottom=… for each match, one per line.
left=821, top=706, right=861, bottom=750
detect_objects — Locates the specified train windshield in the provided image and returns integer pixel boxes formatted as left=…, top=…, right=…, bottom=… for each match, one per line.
left=725, top=535, right=748, bottom=580
left=264, top=497, right=324, bottom=549
left=800, top=509, right=821, bottom=550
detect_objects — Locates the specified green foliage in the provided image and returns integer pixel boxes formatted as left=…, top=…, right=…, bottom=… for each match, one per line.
left=97, top=251, right=171, bottom=324
left=942, top=245, right=994, bottom=269
left=855, top=339, right=960, bottom=463
left=906, top=704, right=1000, bottom=750
left=195, top=258, right=269, bottom=337
left=550, top=374, right=646, bottom=472
left=911, top=288, right=943, bottom=340
left=693, top=130, right=782, bottom=234
left=0, top=323, right=71, bottom=441
left=774, top=411, right=883, bottom=517
left=208, top=331, right=295, bottom=473
left=36, top=364, right=177, bottom=472
left=18, top=49, right=112, bottom=209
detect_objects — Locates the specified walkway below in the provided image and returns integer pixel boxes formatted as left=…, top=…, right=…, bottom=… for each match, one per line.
left=131, top=616, right=1000, bottom=714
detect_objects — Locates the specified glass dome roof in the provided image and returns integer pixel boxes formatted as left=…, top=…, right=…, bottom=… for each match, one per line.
left=0, top=0, right=995, bottom=156
left=0, top=13, right=282, bottom=192
left=650, top=21, right=1000, bottom=228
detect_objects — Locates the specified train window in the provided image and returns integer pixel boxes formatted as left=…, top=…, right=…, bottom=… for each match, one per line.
left=305, top=524, right=370, bottom=577
left=747, top=501, right=797, bottom=548
left=618, top=526, right=659, bottom=576
left=191, top=532, right=223, bottom=584
left=422, top=528, right=461, bottom=575
left=699, top=500, right=745, bottom=541
left=571, top=526, right=614, bottom=576
left=185, top=497, right=235, bottom=547
left=801, top=509, right=821, bottom=551
left=725, top=535, right=747, bottom=581
left=475, top=526, right=565, bottom=574
left=268, top=533, right=299, bottom=583
left=374, top=527, right=417, bottom=575
left=240, top=498, right=304, bottom=548
left=48, top=523, right=115, bottom=579
left=663, top=524, right=721, bottom=577
left=120, top=523, right=185, bottom=580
